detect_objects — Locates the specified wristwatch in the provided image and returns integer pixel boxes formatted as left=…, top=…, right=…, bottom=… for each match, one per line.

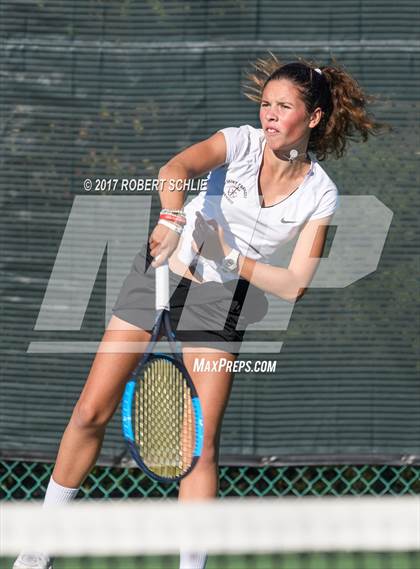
left=222, top=248, right=240, bottom=272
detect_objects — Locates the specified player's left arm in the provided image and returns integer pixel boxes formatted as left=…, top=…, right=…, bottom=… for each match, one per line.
left=237, top=216, right=333, bottom=302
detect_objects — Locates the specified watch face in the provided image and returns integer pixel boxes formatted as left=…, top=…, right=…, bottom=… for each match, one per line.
left=222, top=250, right=239, bottom=272
left=222, top=257, right=237, bottom=272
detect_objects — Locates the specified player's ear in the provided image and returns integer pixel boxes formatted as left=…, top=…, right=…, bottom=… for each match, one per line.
left=308, top=107, right=323, bottom=129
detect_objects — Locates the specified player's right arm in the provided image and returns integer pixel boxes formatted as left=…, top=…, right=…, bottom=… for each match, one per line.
left=150, top=132, right=227, bottom=266
left=158, top=131, right=227, bottom=210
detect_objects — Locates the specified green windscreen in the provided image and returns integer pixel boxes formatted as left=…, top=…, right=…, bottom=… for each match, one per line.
left=0, top=1, right=419, bottom=466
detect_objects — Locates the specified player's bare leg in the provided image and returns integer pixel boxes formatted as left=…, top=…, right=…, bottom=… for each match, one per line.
left=52, top=316, right=151, bottom=488
left=178, top=347, right=236, bottom=501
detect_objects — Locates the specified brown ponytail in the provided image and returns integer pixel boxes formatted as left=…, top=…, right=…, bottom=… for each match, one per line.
left=243, top=53, right=388, bottom=161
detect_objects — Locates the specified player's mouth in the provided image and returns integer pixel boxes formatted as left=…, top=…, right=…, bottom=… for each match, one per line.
left=265, top=127, right=280, bottom=135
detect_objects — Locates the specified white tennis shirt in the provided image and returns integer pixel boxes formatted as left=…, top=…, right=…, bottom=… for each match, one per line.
left=177, top=124, right=339, bottom=283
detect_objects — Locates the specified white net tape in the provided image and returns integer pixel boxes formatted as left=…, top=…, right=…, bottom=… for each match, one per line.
left=2, top=496, right=419, bottom=556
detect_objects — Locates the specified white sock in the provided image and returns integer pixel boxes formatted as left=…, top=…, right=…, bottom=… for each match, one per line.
left=179, top=551, right=208, bottom=569
left=16, top=477, right=79, bottom=560
left=43, top=476, right=79, bottom=508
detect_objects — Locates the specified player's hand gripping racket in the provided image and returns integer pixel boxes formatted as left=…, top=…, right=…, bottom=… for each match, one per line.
left=121, top=262, right=204, bottom=483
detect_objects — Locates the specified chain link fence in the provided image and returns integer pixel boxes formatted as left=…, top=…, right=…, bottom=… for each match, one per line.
left=1, top=461, right=419, bottom=501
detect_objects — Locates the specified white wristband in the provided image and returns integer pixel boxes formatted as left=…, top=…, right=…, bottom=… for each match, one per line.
left=158, top=219, right=183, bottom=235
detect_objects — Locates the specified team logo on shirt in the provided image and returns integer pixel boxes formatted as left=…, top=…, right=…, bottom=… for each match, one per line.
left=224, top=179, right=248, bottom=203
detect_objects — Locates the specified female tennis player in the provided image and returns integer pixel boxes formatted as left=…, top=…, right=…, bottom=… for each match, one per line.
left=14, top=57, right=383, bottom=569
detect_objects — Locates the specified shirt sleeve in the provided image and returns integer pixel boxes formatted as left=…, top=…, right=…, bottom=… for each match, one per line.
left=309, top=186, right=339, bottom=220
left=219, top=125, right=251, bottom=164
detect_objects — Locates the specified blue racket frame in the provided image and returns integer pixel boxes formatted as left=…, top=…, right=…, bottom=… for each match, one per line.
left=121, top=309, right=204, bottom=483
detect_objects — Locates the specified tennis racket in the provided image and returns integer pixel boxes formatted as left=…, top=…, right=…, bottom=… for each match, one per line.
left=121, top=261, right=204, bottom=483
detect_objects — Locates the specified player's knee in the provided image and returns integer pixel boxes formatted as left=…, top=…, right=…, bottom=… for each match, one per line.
left=73, top=401, right=111, bottom=431
left=198, top=436, right=219, bottom=466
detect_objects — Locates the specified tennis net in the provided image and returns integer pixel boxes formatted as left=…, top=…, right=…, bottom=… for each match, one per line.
left=2, top=496, right=419, bottom=568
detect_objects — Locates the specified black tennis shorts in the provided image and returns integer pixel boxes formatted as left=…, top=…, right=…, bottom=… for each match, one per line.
left=112, top=243, right=268, bottom=354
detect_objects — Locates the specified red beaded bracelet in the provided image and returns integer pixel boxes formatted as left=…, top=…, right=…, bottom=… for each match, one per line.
left=159, top=213, right=186, bottom=225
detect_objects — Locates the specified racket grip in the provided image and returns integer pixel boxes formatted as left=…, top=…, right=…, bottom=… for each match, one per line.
left=155, top=262, right=170, bottom=310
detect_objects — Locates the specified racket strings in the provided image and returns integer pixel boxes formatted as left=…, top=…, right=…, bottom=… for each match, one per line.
left=134, top=358, right=195, bottom=478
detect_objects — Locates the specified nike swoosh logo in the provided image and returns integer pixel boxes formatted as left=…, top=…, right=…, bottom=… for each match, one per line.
left=281, top=217, right=296, bottom=223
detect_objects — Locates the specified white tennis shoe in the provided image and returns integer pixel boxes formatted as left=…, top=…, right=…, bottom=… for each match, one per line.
left=12, top=553, right=53, bottom=569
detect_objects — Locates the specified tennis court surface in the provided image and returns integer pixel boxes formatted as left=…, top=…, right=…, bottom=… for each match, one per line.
left=2, top=496, right=419, bottom=568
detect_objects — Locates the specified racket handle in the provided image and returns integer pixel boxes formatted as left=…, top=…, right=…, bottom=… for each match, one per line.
left=155, top=262, right=170, bottom=310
